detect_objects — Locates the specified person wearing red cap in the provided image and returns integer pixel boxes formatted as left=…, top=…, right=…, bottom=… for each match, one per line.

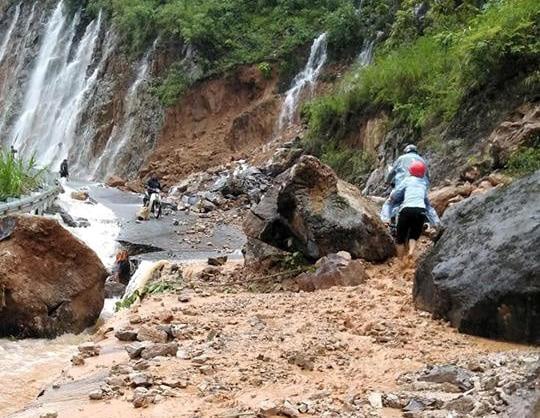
left=389, top=160, right=434, bottom=259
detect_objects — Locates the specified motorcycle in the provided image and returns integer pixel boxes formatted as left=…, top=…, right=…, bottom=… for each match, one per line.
left=145, top=188, right=162, bottom=219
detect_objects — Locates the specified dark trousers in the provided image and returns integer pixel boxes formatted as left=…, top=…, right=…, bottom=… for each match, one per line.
left=396, top=207, right=426, bottom=244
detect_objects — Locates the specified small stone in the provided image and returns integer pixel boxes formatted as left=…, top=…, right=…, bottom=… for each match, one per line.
left=71, top=354, right=85, bottom=366
left=78, top=342, right=100, bottom=358
left=125, top=342, right=150, bottom=359
left=208, top=256, right=228, bottom=266
left=178, top=295, right=190, bottom=303
left=130, top=372, right=153, bottom=388
left=89, top=389, right=104, bottom=400
left=105, top=376, right=125, bottom=387
left=368, top=392, right=383, bottom=408
left=39, top=413, right=58, bottom=418
left=133, top=359, right=150, bottom=371
left=132, top=387, right=154, bottom=408
left=158, top=310, right=174, bottom=323
left=137, top=325, right=169, bottom=343
left=141, top=342, right=178, bottom=360
left=115, top=328, right=138, bottom=342
left=258, top=399, right=278, bottom=415
left=129, top=315, right=143, bottom=324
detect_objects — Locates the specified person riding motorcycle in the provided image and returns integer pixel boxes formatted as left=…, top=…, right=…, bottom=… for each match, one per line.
left=143, top=174, right=161, bottom=206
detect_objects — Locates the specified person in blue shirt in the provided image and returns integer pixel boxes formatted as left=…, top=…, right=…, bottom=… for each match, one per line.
left=381, top=144, right=439, bottom=226
left=389, top=160, right=438, bottom=258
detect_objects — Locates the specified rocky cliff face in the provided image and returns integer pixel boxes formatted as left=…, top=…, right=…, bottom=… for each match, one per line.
left=0, top=1, right=163, bottom=180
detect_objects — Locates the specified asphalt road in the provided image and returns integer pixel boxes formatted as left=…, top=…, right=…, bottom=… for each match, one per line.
left=80, top=182, right=246, bottom=262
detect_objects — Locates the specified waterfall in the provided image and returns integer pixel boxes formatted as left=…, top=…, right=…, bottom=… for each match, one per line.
left=0, top=3, right=20, bottom=64
left=358, top=39, right=375, bottom=66
left=278, top=33, right=328, bottom=130
left=0, top=4, right=37, bottom=135
left=92, top=41, right=156, bottom=179
left=8, top=2, right=103, bottom=171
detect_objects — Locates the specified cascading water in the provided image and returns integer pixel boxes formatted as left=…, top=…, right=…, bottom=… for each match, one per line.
left=0, top=4, right=38, bottom=135
left=0, top=0, right=164, bottom=180
left=9, top=3, right=103, bottom=170
left=91, top=42, right=156, bottom=179
left=278, top=33, right=328, bottom=130
left=0, top=3, right=20, bottom=64
left=358, top=39, right=375, bottom=66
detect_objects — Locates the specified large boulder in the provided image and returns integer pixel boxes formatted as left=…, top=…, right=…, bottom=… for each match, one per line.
left=244, top=155, right=395, bottom=262
left=414, top=171, right=540, bottom=343
left=0, top=215, right=107, bottom=338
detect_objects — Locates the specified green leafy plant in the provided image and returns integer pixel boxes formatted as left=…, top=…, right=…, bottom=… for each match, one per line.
left=0, top=150, right=46, bottom=201
left=115, top=279, right=178, bottom=311
left=257, top=62, right=272, bottom=79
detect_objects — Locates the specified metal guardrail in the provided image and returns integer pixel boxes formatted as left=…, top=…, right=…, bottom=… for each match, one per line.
left=0, top=184, right=61, bottom=217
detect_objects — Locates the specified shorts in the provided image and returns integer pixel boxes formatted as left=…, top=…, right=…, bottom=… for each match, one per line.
left=396, top=207, right=426, bottom=244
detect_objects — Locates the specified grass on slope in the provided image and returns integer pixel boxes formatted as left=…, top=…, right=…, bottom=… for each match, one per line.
left=305, top=0, right=540, bottom=148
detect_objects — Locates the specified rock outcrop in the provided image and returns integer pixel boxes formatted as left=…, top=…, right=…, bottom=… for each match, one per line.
left=244, top=156, right=395, bottom=262
left=414, top=171, right=540, bottom=343
left=0, top=215, right=107, bottom=338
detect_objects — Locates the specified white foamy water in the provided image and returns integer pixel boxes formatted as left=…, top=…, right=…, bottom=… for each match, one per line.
left=9, top=2, right=103, bottom=170
left=278, top=33, right=328, bottom=130
left=0, top=3, right=20, bottom=64
left=57, top=182, right=120, bottom=269
left=123, top=260, right=157, bottom=299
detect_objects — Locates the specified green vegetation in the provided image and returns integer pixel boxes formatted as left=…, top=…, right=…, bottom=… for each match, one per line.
left=115, top=279, right=179, bottom=311
left=0, top=151, right=44, bottom=201
left=86, top=0, right=397, bottom=103
left=305, top=0, right=540, bottom=160
left=505, top=146, right=540, bottom=176
left=320, top=143, right=374, bottom=184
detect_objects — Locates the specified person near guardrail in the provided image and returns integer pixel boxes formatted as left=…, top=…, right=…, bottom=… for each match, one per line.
left=10, top=145, right=17, bottom=158
left=60, top=159, right=69, bottom=180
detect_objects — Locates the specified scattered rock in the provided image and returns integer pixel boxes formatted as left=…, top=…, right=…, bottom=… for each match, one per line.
left=88, top=389, right=104, bottom=400
left=295, top=252, right=368, bottom=292
left=137, top=325, right=169, bottom=343
left=115, top=328, right=138, bottom=342
left=78, top=342, right=101, bottom=358
left=208, top=256, right=228, bottom=266
left=70, top=190, right=89, bottom=201
left=130, top=372, right=153, bottom=388
left=107, top=175, right=126, bottom=188
left=140, top=342, right=178, bottom=359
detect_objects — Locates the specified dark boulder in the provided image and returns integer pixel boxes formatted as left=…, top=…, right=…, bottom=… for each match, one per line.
left=0, top=215, right=107, bottom=338
left=414, top=171, right=540, bottom=343
left=244, top=156, right=395, bottom=262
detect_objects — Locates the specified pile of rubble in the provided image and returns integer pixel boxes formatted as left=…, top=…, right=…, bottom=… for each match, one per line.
left=166, top=138, right=304, bottom=214
left=380, top=352, right=540, bottom=417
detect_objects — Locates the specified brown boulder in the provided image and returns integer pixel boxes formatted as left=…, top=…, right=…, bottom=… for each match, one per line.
left=71, top=190, right=89, bottom=201
left=244, top=156, right=395, bottom=262
left=106, top=175, right=126, bottom=188
left=429, top=184, right=474, bottom=216
left=0, top=215, right=107, bottom=338
left=295, top=252, right=368, bottom=292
